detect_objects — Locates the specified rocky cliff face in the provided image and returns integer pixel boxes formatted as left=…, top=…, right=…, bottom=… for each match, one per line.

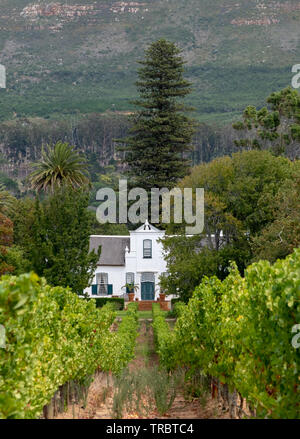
left=17, top=1, right=300, bottom=28
left=19, top=2, right=150, bottom=32
left=20, top=2, right=148, bottom=20
left=20, top=3, right=95, bottom=19
left=230, top=1, right=300, bottom=26
left=231, top=17, right=280, bottom=26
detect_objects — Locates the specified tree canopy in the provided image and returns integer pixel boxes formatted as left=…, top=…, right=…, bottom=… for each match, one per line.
left=233, top=87, right=300, bottom=158
left=161, top=150, right=299, bottom=300
left=12, top=187, right=99, bottom=294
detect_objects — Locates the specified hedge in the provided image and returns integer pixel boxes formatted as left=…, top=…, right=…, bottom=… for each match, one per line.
left=171, top=298, right=182, bottom=309
left=100, top=300, right=139, bottom=375
left=89, top=297, right=124, bottom=310
left=151, top=303, right=175, bottom=371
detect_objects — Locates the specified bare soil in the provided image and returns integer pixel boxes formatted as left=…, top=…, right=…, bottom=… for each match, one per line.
left=54, top=320, right=230, bottom=419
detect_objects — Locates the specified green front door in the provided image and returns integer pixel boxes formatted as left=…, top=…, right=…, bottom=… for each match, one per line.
left=141, top=282, right=155, bottom=300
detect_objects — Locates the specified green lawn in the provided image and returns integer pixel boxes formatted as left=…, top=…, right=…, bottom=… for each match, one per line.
left=116, top=310, right=168, bottom=319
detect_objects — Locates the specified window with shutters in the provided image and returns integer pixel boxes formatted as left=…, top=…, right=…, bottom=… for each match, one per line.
left=96, top=272, right=108, bottom=295
left=126, top=272, right=135, bottom=284
left=143, top=239, right=152, bottom=258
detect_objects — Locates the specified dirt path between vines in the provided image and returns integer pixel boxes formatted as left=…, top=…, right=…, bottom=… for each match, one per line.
left=54, top=320, right=230, bottom=419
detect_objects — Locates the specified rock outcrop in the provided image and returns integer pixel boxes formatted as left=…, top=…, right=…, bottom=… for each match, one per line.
left=231, top=17, right=280, bottom=26
left=20, top=3, right=95, bottom=20
left=20, top=2, right=149, bottom=20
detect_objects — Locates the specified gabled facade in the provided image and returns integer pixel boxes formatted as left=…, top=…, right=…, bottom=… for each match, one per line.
left=84, top=221, right=168, bottom=301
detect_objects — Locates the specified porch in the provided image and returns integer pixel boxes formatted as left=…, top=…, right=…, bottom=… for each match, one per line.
left=127, top=293, right=170, bottom=311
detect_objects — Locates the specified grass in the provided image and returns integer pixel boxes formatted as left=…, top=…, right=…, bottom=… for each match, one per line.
left=116, top=310, right=168, bottom=319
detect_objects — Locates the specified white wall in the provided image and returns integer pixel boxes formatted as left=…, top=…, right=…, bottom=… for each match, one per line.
left=126, top=229, right=167, bottom=300
left=84, top=227, right=168, bottom=300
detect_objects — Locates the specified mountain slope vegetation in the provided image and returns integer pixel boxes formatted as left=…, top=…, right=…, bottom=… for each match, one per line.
left=0, top=0, right=299, bottom=122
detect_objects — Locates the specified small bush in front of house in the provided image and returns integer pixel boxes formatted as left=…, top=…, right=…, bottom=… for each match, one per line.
left=173, top=301, right=186, bottom=318
left=90, top=297, right=125, bottom=310
left=127, top=302, right=139, bottom=319
left=171, top=298, right=182, bottom=310
left=165, top=309, right=176, bottom=318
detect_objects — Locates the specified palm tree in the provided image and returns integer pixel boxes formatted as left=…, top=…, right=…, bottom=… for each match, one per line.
left=29, top=141, right=90, bottom=192
left=122, top=282, right=139, bottom=294
left=0, top=184, right=16, bottom=215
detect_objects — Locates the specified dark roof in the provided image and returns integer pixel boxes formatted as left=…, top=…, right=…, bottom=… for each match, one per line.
left=89, top=236, right=130, bottom=266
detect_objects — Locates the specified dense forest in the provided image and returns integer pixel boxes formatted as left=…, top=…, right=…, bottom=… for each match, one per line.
left=0, top=113, right=239, bottom=194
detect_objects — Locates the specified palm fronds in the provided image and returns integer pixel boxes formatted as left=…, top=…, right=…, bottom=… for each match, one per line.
left=29, top=141, right=90, bottom=192
left=0, top=184, right=16, bottom=214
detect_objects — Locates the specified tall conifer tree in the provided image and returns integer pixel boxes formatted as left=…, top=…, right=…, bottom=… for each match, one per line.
left=120, top=39, right=195, bottom=192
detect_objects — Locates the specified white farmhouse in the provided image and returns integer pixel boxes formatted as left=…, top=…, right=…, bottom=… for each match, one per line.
left=84, top=220, right=168, bottom=301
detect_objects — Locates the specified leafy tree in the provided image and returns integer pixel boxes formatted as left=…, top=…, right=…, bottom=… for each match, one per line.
left=88, top=209, right=129, bottom=235
left=3, top=245, right=31, bottom=276
left=88, top=164, right=130, bottom=234
left=160, top=235, right=249, bottom=302
left=251, top=174, right=300, bottom=262
left=0, top=211, right=29, bottom=276
left=0, top=187, right=29, bottom=276
left=119, top=39, right=195, bottom=192
left=233, top=87, right=300, bottom=158
left=162, top=150, right=297, bottom=300
left=0, top=212, right=14, bottom=276
left=0, top=173, right=19, bottom=196
left=29, top=141, right=90, bottom=192
left=11, top=197, right=37, bottom=255
left=173, top=150, right=292, bottom=237
left=89, top=164, right=122, bottom=209
left=0, top=114, right=131, bottom=190
left=13, top=188, right=100, bottom=294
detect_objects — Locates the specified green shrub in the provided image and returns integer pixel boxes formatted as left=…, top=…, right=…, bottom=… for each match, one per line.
left=160, top=248, right=300, bottom=418
left=127, top=302, right=139, bottom=318
left=0, top=273, right=116, bottom=419
left=0, top=273, right=141, bottom=418
left=165, top=309, right=176, bottom=318
left=173, top=302, right=186, bottom=318
left=152, top=304, right=175, bottom=371
left=89, top=297, right=124, bottom=310
left=100, top=302, right=139, bottom=376
left=171, top=298, right=182, bottom=309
